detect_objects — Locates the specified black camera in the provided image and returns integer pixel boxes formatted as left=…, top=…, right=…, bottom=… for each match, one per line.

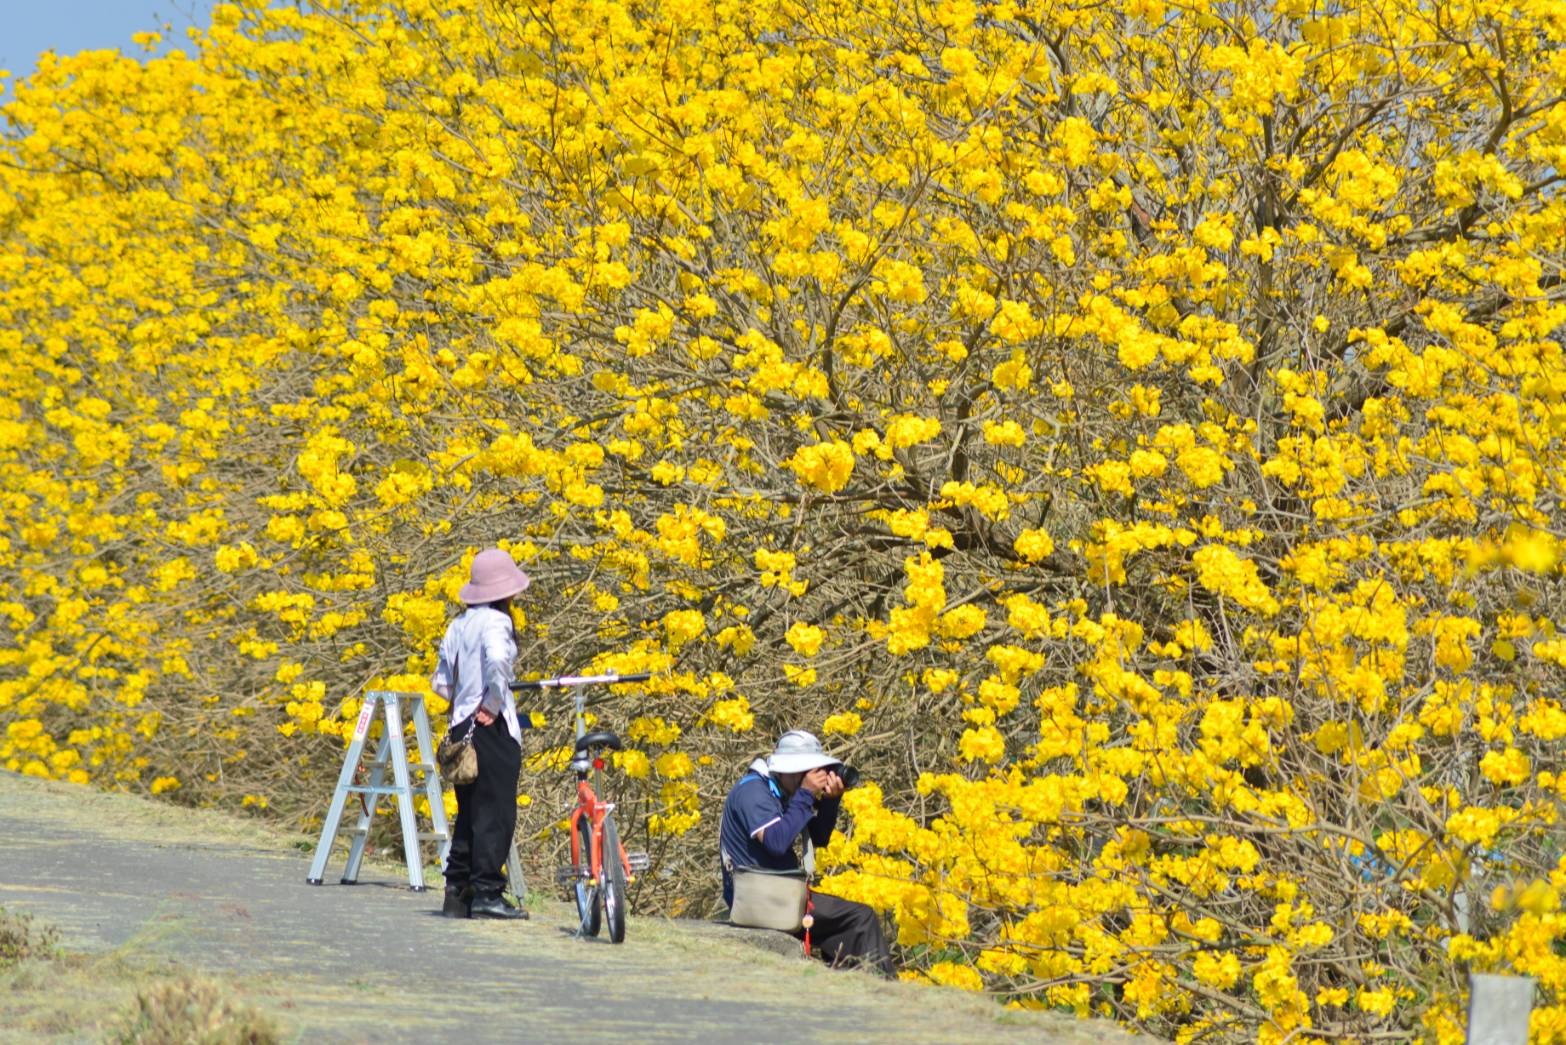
left=829, top=764, right=861, bottom=789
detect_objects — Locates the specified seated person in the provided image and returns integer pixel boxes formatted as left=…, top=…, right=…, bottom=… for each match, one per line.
left=719, top=730, right=894, bottom=977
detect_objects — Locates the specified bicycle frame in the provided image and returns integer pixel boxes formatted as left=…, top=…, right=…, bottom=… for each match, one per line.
left=566, top=700, right=627, bottom=888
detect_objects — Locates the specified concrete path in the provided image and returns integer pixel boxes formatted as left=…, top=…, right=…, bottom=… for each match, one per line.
left=0, top=773, right=1143, bottom=1044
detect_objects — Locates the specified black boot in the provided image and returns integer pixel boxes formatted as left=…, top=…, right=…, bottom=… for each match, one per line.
left=469, top=893, right=528, bottom=920
left=442, top=886, right=473, bottom=919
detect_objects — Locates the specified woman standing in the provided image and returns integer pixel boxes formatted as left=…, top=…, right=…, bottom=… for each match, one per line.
left=430, top=547, right=531, bottom=920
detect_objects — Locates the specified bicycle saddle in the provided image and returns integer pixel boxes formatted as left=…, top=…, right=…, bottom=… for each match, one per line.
left=574, top=730, right=623, bottom=755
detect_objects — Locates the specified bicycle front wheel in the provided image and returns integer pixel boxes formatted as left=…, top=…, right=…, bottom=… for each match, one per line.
left=574, top=814, right=601, bottom=938
left=602, top=815, right=628, bottom=944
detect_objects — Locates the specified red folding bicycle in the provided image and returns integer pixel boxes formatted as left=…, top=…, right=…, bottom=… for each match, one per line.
left=511, top=671, right=651, bottom=943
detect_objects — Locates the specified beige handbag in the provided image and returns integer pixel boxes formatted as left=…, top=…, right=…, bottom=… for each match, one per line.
left=436, top=717, right=479, bottom=786
left=728, top=837, right=814, bottom=932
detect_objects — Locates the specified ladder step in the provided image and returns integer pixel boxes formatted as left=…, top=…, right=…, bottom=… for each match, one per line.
left=366, top=761, right=438, bottom=773
left=346, top=785, right=416, bottom=796
left=417, top=831, right=449, bottom=842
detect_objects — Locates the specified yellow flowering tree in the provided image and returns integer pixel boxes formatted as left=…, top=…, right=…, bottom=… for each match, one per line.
left=3, top=0, right=1565, bottom=1038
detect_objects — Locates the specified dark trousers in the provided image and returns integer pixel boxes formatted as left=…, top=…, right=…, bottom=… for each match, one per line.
left=792, top=891, right=895, bottom=978
left=443, top=718, right=520, bottom=897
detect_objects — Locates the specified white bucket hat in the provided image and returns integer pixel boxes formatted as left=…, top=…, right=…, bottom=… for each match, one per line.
left=458, top=547, right=532, bottom=605
left=767, top=730, right=840, bottom=774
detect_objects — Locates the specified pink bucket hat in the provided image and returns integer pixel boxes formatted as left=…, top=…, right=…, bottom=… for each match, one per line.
left=459, top=547, right=531, bottom=605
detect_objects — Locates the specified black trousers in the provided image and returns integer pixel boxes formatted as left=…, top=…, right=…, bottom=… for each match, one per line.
left=443, top=718, right=520, bottom=897
left=792, top=891, right=895, bottom=978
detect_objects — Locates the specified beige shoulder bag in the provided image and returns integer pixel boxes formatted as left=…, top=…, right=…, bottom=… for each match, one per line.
left=435, top=654, right=481, bottom=786
left=728, top=836, right=813, bottom=933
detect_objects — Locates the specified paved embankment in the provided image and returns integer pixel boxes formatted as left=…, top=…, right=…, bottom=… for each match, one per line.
left=0, top=772, right=1152, bottom=1044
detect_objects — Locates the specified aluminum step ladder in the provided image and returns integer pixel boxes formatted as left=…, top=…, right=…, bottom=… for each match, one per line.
left=305, top=690, right=524, bottom=900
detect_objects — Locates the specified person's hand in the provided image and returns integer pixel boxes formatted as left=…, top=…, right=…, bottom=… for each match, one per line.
left=821, top=770, right=846, bottom=800
left=801, top=767, right=833, bottom=798
left=476, top=707, right=497, bottom=727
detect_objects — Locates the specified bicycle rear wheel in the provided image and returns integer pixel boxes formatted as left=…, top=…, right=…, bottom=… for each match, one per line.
left=601, top=815, right=628, bottom=944
left=573, top=814, right=601, bottom=937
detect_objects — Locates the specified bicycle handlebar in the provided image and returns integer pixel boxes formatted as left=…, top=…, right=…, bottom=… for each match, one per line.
left=509, top=671, right=651, bottom=691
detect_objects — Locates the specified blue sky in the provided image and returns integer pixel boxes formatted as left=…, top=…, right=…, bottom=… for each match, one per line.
left=0, top=1, right=212, bottom=76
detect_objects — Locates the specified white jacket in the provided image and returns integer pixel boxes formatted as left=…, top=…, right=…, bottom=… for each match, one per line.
left=429, top=605, right=523, bottom=745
